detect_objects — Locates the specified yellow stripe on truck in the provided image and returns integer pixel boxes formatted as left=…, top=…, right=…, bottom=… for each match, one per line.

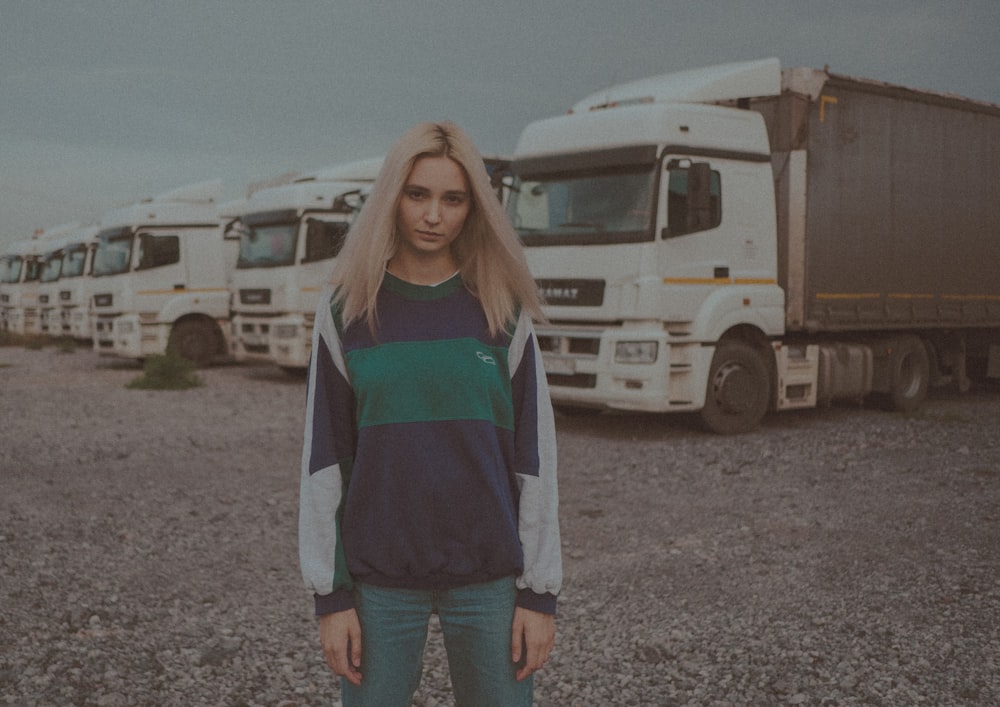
left=662, top=278, right=778, bottom=285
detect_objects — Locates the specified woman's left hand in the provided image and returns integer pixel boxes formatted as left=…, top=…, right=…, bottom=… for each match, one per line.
left=511, top=606, right=555, bottom=681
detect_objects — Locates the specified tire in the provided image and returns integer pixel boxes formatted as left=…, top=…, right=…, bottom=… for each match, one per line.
left=167, top=318, right=219, bottom=367
left=699, top=341, right=771, bottom=435
left=879, top=335, right=930, bottom=413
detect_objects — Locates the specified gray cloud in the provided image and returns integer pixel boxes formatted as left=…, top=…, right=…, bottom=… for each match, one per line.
left=2, top=0, right=998, bottom=246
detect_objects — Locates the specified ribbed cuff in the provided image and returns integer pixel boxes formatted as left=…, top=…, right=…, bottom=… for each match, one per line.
left=516, top=588, right=557, bottom=615
left=314, top=589, right=355, bottom=616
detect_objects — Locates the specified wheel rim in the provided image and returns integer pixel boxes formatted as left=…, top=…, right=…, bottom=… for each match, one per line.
left=711, top=361, right=759, bottom=415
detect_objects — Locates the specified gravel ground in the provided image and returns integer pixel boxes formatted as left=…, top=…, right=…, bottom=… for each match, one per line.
left=2, top=345, right=999, bottom=706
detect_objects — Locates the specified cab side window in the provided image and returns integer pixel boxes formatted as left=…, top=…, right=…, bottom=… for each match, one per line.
left=136, top=233, right=180, bottom=270
left=303, top=219, right=350, bottom=263
left=664, top=161, right=721, bottom=237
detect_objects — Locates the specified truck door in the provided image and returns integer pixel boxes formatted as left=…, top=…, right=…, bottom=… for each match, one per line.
left=135, top=230, right=185, bottom=318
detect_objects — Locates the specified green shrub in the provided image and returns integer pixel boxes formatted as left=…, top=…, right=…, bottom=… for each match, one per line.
left=0, top=332, right=80, bottom=350
left=0, top=332, right=52, bottom=349
left=126, top=353, right=202, bottom=390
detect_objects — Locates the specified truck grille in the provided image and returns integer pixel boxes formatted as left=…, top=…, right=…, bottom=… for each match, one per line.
left=537, top=334, right=600, bottom=356
left=546, top=373, right=597, bottom=389
left=537, top=279, right=605, bottom=307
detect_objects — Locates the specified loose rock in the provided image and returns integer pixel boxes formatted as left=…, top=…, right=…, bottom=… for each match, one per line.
left=2, top=347, right=999, bottom=705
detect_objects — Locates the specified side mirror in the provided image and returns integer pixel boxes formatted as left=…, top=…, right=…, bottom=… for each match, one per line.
left=332, top=190, right=364, bottom=214
left=687, top=162, right=713, bottom=231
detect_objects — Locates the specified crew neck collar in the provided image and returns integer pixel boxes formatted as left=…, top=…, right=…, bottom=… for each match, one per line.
left=383, top=270, right=463, bottom=300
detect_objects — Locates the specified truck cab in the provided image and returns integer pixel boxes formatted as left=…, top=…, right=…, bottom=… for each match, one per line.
left=90, top=180, right=236, bottom=365
left=508, top=59, right=785, bottom=430
left=230, top=158, right=383, bottom=372
left=36, top=224, right=99, bottom=339
left=0, top=238, right=46, bottom=337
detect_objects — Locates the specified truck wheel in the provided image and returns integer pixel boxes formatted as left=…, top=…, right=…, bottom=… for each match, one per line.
left=881, top=336, right=930, bottom=413
left=167, top=319, right=219, bottom=367
left=699, top=341, right=770, bottom=435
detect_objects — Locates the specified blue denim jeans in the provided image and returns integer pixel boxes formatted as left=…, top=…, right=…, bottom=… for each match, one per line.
left=341, top=576, right=532, bottom=707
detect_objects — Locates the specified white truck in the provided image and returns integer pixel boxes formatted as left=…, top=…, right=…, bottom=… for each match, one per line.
left=230, top=156, right=512, bottom=373
left=37, top=224, right=100, bottom=339
left=507, top=58, right=1000, bottom=433
left=1, top=238, right=44, bottom=336
left=90, top=180, right=239, bottom=365
left=229, top=159, right=383, bottom=372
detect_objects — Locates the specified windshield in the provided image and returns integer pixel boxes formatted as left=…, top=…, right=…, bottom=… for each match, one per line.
left=92, top=231, right=133, bottom=276
left=62, top=245, right=88, bottom=278
left=237, top=221, right=298, bottom=268
left=508, top=167, right=656, bottom=246
left=24, top=257, right=42, bottom=282
left=40, top=252, right=63, bottom=283
left=0, top=256, right=22, bottom=284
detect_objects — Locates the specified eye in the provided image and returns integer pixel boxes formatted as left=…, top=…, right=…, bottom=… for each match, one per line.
left=404, top=188, right=427, bottom=201
left=444, top=193, right=468, bottom=206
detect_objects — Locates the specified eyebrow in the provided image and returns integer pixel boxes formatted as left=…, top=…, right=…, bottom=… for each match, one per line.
left=404, top=184, right=470, bottom=198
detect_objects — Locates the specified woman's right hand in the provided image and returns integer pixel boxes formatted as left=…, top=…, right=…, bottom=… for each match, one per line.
left=319, top=608, right=363, bottom=686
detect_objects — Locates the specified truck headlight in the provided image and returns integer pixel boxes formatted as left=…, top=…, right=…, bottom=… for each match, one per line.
left=615, top=341, right=658, bottom=364
left=274, top=324, right=298, bottom=339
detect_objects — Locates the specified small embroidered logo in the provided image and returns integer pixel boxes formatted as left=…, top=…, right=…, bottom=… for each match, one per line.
left=476, top=351, right=497, bottom=366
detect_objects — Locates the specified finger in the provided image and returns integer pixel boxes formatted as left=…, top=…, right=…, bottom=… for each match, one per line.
left=323, top=643, right=347, bottom=673
left=342, top=664, right=363, bottom=687
left=510, top=617, right=524, bottom=663
left=520, top=631, right=555, bottom=681
left=515, top=641, right=538, bottom=681
left=515, top=659, right=536, bottom=682
left=326, top=649, right=363, bottom=686
left=321, top=635, right=358, bottom=680
left=343, top=622, right=364, bottom=685
left=350, top=626, right=363, bottom=669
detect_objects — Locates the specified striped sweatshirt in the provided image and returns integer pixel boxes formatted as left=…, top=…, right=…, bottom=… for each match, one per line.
left=299, top=272, right=561, bottom=616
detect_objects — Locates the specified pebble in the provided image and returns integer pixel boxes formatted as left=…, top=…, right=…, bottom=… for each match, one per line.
left=1, top=347, right=999, bottom=705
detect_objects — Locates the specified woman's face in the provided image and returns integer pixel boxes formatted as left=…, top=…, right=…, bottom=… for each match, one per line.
left=395, top=155, right=471, bottom=261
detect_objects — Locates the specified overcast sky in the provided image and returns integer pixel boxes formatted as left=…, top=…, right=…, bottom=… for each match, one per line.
left=2, top=0, right=998, bottom=250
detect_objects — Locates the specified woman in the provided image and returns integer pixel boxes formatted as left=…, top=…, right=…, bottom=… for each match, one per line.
left=299, top=121, right=561, bottom=706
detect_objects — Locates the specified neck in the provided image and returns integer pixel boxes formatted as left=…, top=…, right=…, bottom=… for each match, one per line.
left=387, top=253, right=458, bottom=285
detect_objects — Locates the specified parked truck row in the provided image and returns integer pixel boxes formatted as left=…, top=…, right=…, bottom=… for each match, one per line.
left=2, top=59, right=998, bottom=432
left=1, top=163, right=384, bottom=369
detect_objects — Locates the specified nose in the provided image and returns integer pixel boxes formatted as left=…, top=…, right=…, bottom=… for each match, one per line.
left=423, top=199, right=442, bottom=225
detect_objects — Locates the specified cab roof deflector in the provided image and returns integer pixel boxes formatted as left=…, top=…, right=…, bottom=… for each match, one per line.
left=571, top=57, right=782, bottom=113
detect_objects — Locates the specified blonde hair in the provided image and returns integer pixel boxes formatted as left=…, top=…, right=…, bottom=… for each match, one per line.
left=330, top=121, right=541, bottom=335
